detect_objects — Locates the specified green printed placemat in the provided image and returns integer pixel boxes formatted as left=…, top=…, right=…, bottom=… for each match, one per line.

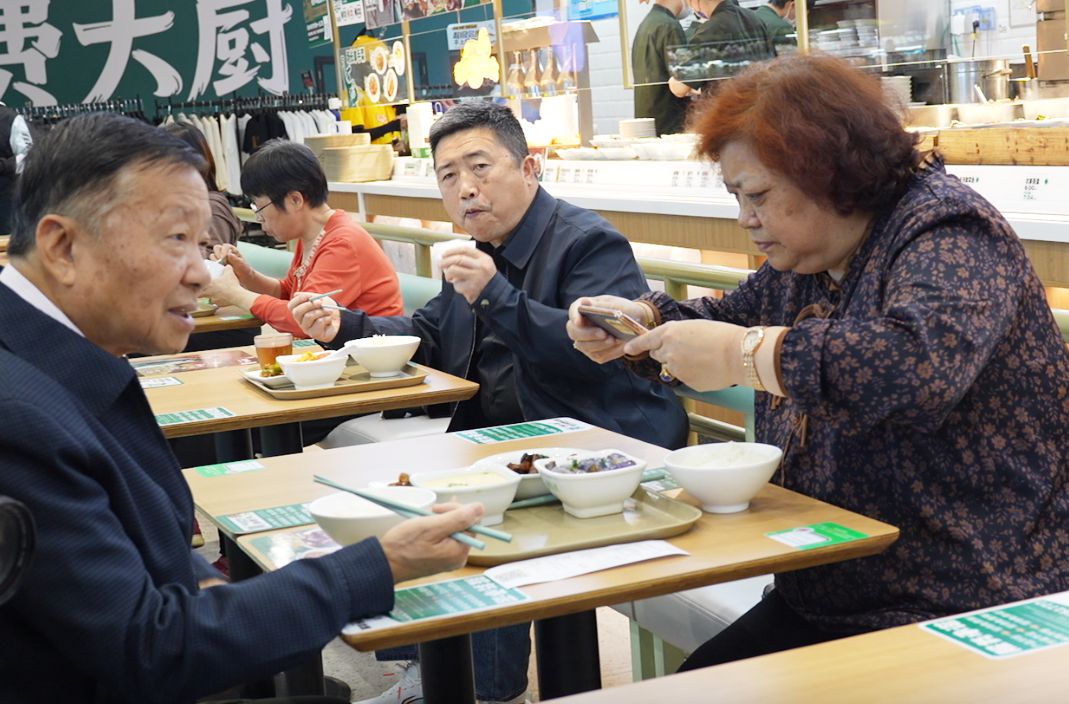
left=766, top=522, right=868, bottom=550
left=193, top=459, right=265, bottom=478
left=293, top=338, right=319, bottom=347
left=457, top=418, right=591, bottom=445
left=923, top=594, right=1069, bottom=658
left=218, top=313, right=258, bottom=321
left=155, top=407, right=234, bottom=427
left=344, top=576, right=528, bottom=634
left=217, top=502, right=314, bottom=535
left=140, top=376, right=182, bottom=389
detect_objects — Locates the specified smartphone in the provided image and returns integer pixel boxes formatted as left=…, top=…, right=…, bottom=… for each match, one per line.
left=578, top=304, right=649, bottom=341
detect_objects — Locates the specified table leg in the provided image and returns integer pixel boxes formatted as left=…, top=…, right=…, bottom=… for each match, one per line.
left=535, top=610, right=601, bottom=699
left=419, top=635, right=476, bottom=704
left=212, top=429, right=253, bottom=462
left=259, top=423, right=303, bottom=457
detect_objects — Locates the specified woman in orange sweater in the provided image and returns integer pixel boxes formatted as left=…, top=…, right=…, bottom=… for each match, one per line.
left=204, top=139, right=403, bottom=336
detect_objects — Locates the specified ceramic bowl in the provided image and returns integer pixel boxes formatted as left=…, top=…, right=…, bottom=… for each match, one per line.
left=343, top=335, right=420, bottom=377
left=535, top=449, right=646, bottom=518
left=309, top=486, right=437, bottom=545
left=663, top=442, right=782, bottom=513
left=276, top=351, right=347, bottom=390
left=409, top=464, right=521, bottom=526
left=473, top=447, right=585, bottom=500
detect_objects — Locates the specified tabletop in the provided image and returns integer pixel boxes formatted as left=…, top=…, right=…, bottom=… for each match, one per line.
left=143, top=346, right=478, bottom=438
left=551, top=603, right=1069, bottom=704
left=183, top=427, right=899, bottom=652
left=192, top=305, right=262, bottom=333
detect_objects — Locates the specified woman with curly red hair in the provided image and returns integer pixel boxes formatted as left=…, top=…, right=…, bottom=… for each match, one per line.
left=569, top=54, right=1069, bottom=669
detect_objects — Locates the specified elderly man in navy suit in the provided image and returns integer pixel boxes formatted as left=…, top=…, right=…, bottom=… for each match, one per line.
left=0, top=112, right=483, bottom=704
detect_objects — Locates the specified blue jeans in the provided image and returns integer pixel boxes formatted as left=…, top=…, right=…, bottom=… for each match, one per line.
left=376, top=622, right=531, bottom=701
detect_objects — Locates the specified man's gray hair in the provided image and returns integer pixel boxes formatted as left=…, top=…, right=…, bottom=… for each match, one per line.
left=429, top=102, right=529, bottom=165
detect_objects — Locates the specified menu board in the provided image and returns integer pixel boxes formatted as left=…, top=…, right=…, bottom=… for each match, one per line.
left=363, top=0, right=402, bottom=29
left=304, top=0, right=332, bottom=47
left=344, top=39, right=409, bottom=106
left=335, top=0, right=366, bottom=26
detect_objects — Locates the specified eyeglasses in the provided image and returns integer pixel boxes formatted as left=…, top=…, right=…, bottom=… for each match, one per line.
left=250, top=198, right=282, bottom=222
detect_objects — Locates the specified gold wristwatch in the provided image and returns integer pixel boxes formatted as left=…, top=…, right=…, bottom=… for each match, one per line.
left=740, top=326, right=766, bottom=392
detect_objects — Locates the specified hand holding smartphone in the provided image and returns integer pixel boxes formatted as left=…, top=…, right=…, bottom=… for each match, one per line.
left=577, top=304, right=648, bottom=341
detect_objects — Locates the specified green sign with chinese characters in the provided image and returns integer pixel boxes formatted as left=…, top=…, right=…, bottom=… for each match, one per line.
left=1, top=1, right=321, bottom=107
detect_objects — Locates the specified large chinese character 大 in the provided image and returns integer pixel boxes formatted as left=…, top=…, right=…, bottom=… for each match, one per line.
left=0, top=0, right=63, bottom=105
left=73, top=0, right=182, bottom=102
left=190, top=0, right=293, bottom=100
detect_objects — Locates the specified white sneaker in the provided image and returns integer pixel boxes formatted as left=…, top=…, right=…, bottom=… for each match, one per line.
left=354, top=661, right=423, bottom=704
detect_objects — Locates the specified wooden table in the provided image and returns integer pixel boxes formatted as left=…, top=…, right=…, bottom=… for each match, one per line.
left=185, top=427, right=899, bottom=703
left=192, top=305, right=262, bottom=333
left=142, top=348, right=478, bottom=442
left=552, top=601, right=1069, bottom=704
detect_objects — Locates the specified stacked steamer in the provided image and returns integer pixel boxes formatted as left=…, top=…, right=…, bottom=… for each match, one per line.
left=305, top=133, right=395, bottom=183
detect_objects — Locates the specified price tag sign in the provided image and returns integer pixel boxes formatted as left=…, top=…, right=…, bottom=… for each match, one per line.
left=140, top=376, right=182, bottom=389
left=155, top=407, right=235, bottom=427
left=923, top=593, right=1069, bottom=659
left=766, top=522, right=868, bottom=550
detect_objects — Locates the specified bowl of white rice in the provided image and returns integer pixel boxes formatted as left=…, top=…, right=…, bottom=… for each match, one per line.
left=663, top=442, right=782, bottom=513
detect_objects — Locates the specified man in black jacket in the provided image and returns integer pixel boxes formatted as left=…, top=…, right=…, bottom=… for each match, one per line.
left=291, top=102, right=688, bottom=704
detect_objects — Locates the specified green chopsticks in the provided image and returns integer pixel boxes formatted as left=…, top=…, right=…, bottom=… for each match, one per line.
left=313, top=475, right=513, bottom=549
left=307, top=288, right=343, bottom=302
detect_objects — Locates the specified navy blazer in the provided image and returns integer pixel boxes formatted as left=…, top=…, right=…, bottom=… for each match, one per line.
left=0, top=283, right=395, bottom=703
left=331, top=188, right=689, bottom=449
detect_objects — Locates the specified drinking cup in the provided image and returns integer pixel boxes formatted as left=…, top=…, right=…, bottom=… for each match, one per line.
left=254, top=332, right=293, bottom=373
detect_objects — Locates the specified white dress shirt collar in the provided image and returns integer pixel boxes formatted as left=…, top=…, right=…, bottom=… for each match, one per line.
left=0, top=262, right=84, bottom=337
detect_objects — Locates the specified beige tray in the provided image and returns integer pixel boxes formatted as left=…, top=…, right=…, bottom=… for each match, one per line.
left=468, top=488, right=701, bottom=566
left=241, top=362, right=427, bottom=400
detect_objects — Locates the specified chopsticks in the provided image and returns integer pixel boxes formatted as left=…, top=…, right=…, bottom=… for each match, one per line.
left=308, top=288, right=343, bottom=303
left=319, top=303, right=352, bottom=313
left=313, top=475, right=514, bottom=549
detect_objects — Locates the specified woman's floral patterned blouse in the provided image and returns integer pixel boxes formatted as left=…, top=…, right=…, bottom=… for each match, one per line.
left=635, top=158, right=1069, bottom=633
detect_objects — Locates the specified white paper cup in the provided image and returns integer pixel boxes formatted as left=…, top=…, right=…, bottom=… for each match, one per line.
left=204, top=259, right=225, bottom=280
left=430, top=239, right=476, bottom=276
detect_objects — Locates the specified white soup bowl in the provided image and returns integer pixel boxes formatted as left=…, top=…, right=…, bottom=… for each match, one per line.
left=409, top=464, right=520, bottom=526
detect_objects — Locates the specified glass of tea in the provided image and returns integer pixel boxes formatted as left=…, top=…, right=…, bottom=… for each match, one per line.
left=254, top=332, right=293, bottom=375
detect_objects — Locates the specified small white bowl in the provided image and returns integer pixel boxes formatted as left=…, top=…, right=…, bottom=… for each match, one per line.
left=409, top=464, right=520, bottom=526
left=535, top=449, right=646, bottom=518
left=276, top=351, right=348, bottom=390
left=309, top=486, right=437, bottom=545
left=344, top=335, right=420, bottom=377
left=473, top=447, right=585, bottom=500
left=663, top=442, right=782, bottom=513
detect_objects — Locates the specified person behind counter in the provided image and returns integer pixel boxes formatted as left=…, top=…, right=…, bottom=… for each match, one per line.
left=162, top=121, right=242, bottom=259
left=668, top=0, right=774, bottom=99
left=569, top=53, right=1069, bottom=669
left=0, top=112, right=484, bottom=703
left=290, top=101, right=688, bottom=704
left=203, top=139, right=404, bottom=336
left=632, top=0, right=691, bottom=136
left=752, top=0, right=796, bottom=43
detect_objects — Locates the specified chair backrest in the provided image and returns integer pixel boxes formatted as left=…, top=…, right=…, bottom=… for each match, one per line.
left=236, top=241, right=292, bottom=279
left=398, top=272, right=442, bottom=315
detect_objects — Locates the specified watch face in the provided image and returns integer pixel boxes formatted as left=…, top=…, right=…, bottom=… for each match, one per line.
left=743, top=328, right=763, bottom=352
